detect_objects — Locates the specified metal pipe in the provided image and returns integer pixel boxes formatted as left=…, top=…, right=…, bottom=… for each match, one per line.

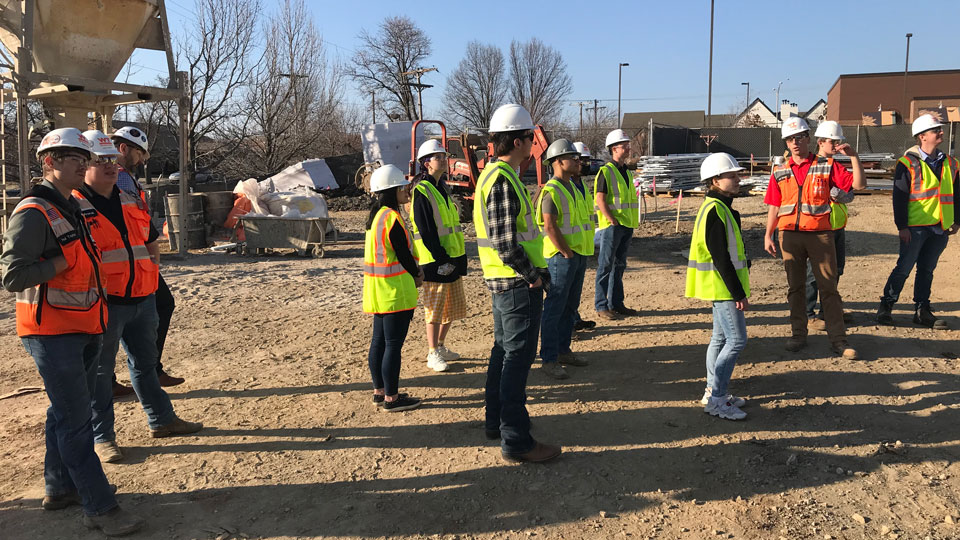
left=706, top=0, right=714, bottom=126
left=903, top=33, right=912, bottom=122
left=618, top=62, right=629, bottom=128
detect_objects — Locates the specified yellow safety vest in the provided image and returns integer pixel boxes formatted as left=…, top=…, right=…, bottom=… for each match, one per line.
left=410, top=179, right=465, bottom=265
left=473, top=160, right=547, bottom=279
left=572, top=179, right=595, bottom=256
left=685, top=197, right=750, bottom=301
left=594, top=162, right=640, bottom=230
left=536, top=178, right=589, bottom=258
left=362, top=207, right=418, bottom=314
left=900, top=152, right=956, bottom=230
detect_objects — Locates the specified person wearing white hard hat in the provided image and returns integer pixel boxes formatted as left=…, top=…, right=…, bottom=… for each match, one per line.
left=473, top=103, right=560, bottom=463
left=410, top=139, right=467, bottom=373
left=804, top=121, right=865, bottom=331
left=877, top=114, right=959, bottom=329
left=535, top=139, right=591, bottom=380
left=762, top=116, right=858, bottom=360
left=111, top=126, right=184, bottom=390
left=687, top=153, right=750, bottom=421
left=593, top=128, right=640, bottom=321
left=363, top=164, right=423, bottom=412
left=74, top=131, right=202, bottom=464
left=570, top=141, right=597, bottom=332
left=1, top=128, right=144, bottom=535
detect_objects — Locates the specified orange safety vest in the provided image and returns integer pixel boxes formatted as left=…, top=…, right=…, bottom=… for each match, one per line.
left=12, top=196, right=107, bottom=337
left=773, top=155, right=833, bottom=231
left=73, top=188, right=159, bottom=299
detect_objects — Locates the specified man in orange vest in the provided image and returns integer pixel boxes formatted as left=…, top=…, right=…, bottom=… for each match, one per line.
left=763, top=117, right=859, bottom=360
left=1, top=128, right=142, bottom=535
left=76, top=133, right=202, bottom=464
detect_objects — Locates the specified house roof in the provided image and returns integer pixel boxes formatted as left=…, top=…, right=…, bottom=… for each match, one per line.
left=733, top=98, right=774, bottom=123
left=803, top=99, right=827, bottom=117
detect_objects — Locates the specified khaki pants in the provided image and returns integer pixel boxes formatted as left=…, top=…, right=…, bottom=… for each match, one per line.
left=779, top=230, right=846, bottom=343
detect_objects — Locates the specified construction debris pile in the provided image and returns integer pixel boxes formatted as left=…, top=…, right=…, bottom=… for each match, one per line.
left=635, top=154, right=708, bottom=193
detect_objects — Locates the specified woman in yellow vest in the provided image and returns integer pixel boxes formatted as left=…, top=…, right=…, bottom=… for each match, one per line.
left=410, top=139, right=468, bottom=373
left=363, top=165, right=423, bottom=412
left=686, top=153, right=750, bottom=421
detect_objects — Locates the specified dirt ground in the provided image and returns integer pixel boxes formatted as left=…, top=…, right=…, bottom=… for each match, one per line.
left=2, top=192, right=960, bottom=540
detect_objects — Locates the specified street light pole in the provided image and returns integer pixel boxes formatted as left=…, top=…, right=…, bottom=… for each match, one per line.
left=775, top=80, right=784, bottom=127
left=706, top=0, right=714, bottom=126
left=618, top=62, right=629, bottom=128
left=741, top=82, right=750, bottom=105
left=903, top=32, right=913, bottom=122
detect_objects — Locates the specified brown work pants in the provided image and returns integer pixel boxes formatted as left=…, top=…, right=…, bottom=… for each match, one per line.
left=779, top=230, right=846, bottom=343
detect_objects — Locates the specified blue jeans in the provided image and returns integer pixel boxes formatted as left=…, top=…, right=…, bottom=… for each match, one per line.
left=594, top=224, right=632, bottom=311
left=486, top=285, right=543, bottom=455
left=806, top=228, right=845, bottom=318
left=367, top=309, right=414, bottom=396
left=540, top=254, right=586, bottom=364
left=881, top=227, right=950, bottom=308
left=92, top=295, right=175, bottom=443
left=21, top=334, right=118, bottom=516
left=705, top=301, right=747, bottom=398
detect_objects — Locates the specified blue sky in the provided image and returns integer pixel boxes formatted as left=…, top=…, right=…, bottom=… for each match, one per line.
left=131, top=0, right=958, bottom=123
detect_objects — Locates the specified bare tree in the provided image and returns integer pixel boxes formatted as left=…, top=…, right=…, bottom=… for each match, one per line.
left=508, top=38, right=573, bottom=126
left=349, top=16, right=431, bottom=121
left=441, top=41, right=507, bottom=130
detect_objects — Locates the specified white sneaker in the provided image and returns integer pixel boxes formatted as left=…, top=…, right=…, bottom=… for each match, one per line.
left=704, top=395, right=747, bottom=420
left=435, top=345, right=460, bottom=361
left=426, top=350, right=449, bottom=372
left=700, top=387, right=746, bottom=408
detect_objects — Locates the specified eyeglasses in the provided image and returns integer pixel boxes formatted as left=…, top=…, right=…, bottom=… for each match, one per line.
left=58, top=154, right=89, bottom=166
left=785, top=133, right=809, bottom=143
left=92, top=156, right=119, bottom=165
left=517, top=132, right=535, bottom=142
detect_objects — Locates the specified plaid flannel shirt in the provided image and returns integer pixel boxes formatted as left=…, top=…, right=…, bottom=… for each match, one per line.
left=484, top=173, right=550, bottom=293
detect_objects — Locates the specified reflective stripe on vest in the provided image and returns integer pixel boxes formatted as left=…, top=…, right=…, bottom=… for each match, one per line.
left=536, top=178, right=589, bottom=257
left=685, top=198, right=750, bottom=301
left=472, top=161, right=547, bottom=278
left=362, top=207, right=418, bottom=313
left=410, top=179, right=465, bottom=265
left=773, top=156, right=833, bottom=231
left=12, top=196, right=106, bottom=336
left=593, top=162, right=640, bottom=229
left=900, top=153, right=956, bottom=230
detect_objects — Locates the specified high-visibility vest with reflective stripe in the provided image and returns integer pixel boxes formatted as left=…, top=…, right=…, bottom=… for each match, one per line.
left=773, top=156, right=833, bottom=231
left=73, top=189, right=159, bottom=299
left=572, top=179, right=595, bottom=256
left=410, top=179, right=465, bottom=265
left=12, top=196, right=107, bottom=337
left=829, top=201, right=848, bottom=230
left=362, top=207, right=418, bottom=314
left=685, top=197, right=750, bottom=301
left=536, top=178, right=590, bottom=258
left=473, top=161, right=547, bottom=279
left=593, top=162, right=640, bottom=230
left=900, top=153, right=956, bottom=230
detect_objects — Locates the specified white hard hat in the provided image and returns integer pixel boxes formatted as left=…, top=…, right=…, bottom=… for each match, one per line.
left=605, top=129, right=631, bottom=148
left=36, top=127, right=93, bottom=158
left=912, top=114, right=943, bottom=137
left=369, top=164, right=410, bottom=193
left=700, top=152, right=744, bottom=181
left=572, top=141, right=591, bottom=158
left=416, top=139, right=447, bottom=161
left=111, top=126, right=149, bottom=154
left=781, top=116, right=810, bottom=139
left=82, top=130, right=121, bottom=157
left=813, top=121, right=845, bottom=141
left=488, top=104, right=535, bottom=133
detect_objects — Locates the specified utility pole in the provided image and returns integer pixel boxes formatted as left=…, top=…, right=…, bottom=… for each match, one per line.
left=618, top=62, right=629, bottom=128
left=400, top=67, right=437, bottom=120
left=903, top=33, right=913, bottom=122
left=586, top=99, right=607, bottom=128
left=741, top=82, right=750, bottom=105
left=371, top=91, right=376, bottom=123
left=707, top=0, right=714, bottom=126
left=574, top=101, right=589, bottom=138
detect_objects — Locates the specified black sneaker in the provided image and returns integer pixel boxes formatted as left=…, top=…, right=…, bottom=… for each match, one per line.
left=877, top=301, right=894, bottom=326
left=574, top=319, right=596, bottom=331
left=373, top=392, right=408, bottom=406
left=381, top=396, right=422, bottom=412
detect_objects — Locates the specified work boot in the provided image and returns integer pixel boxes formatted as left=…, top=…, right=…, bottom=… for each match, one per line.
left=94, top=441, right=124, bottom=463
left=842, top=310, right=854, bottom=324
left=150, top=416, right=203, bottom=438
left=82, top=506, right=144, bottom=537
left=573, top=319, right=596, bottom=331
left=540, top=362, right=569, bottom=380
left=502, top=442, right=562, bottom=463
left=876, top=301, right=894, bottom=326
left=112, top=381, right=135, bottom=399
left=558, top=352, right=589, bottom=366
left=914, top=305, right=949, bottom=330
left=613, top=305, right=640, bottom=317
left=157, top=371, right=185, bottom=387
left=596, top=310, right=621, bottom=321
left=43, top=484, right=117, bottom=511
left=808, top=318, right=826, bottom=332
left=831, top=341, right=859, bottom=360
left=784, top=336, right=807, bottom=352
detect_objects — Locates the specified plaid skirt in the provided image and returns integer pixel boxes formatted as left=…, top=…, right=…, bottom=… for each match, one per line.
left=422, top=279, right=467, bottom=324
